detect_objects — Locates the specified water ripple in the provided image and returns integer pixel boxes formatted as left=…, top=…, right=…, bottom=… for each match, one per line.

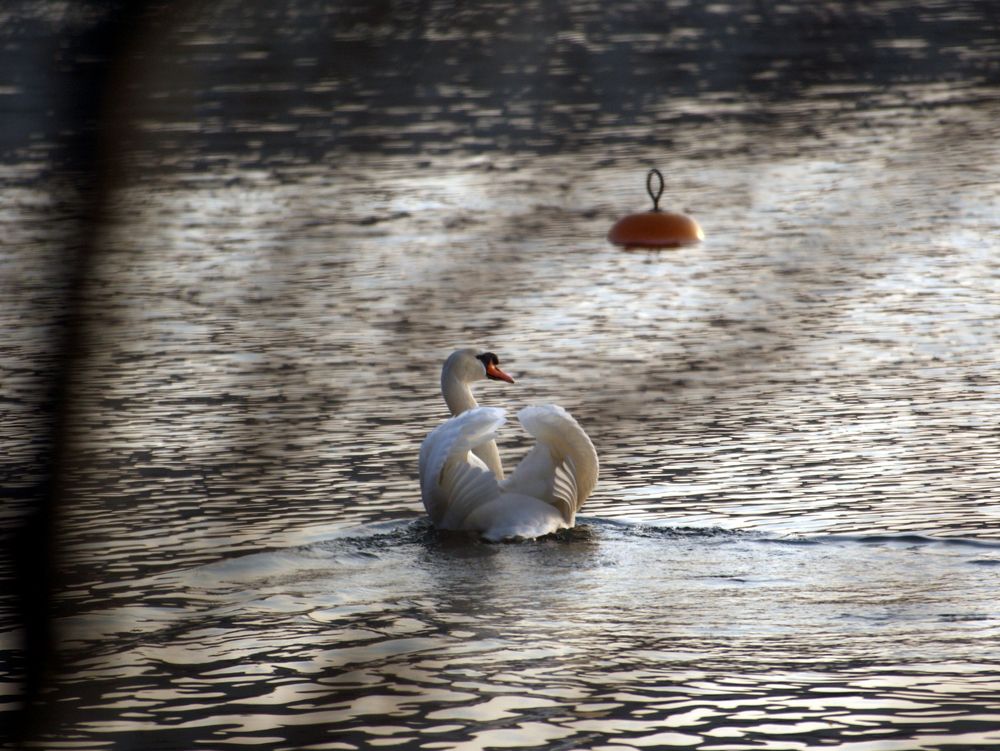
left=33, top=519, right=999, bottom=749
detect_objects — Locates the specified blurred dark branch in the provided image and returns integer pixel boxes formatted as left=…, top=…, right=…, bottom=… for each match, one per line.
left=8, top=0, right=154, bottom=743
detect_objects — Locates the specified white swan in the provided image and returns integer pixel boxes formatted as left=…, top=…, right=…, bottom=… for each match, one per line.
left=419, top=348, right=598, bottom=541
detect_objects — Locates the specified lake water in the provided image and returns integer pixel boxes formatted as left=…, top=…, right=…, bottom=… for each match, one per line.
left=3, top=0, right=1000, bottom=748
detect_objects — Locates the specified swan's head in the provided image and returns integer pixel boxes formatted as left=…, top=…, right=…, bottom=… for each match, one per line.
left=475, top=351, right=516, bottom=384
left=445, top=348, right=515, bottom=384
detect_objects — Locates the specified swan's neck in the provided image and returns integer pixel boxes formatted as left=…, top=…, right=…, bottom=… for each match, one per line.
left=441, top=370, right=505, bottom=480
left=442, top=372, right=478, bottom=417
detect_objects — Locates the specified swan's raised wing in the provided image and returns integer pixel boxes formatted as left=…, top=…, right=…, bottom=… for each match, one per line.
left=503, top=404, right=599, bottom=524
left=419, top=407, right=505, bottom=529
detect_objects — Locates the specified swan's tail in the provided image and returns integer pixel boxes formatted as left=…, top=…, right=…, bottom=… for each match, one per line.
left=419, top=407, right=505, bottom=524
left=515, top=404, right=599, bottom=514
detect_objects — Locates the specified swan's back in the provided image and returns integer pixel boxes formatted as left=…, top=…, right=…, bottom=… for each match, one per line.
left=419, top=404, right=598, bottom=541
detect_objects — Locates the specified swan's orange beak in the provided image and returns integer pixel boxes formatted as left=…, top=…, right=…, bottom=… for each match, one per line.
left=485, top=362, right=515, bottom=383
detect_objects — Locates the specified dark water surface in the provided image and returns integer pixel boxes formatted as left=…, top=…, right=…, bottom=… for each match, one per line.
left=3, top=0, right=1000, bottom=748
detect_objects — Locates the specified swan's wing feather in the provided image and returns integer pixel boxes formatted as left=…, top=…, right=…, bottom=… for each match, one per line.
left=419, top=407, right=504, bottom=526
left=438, top=453, right=500, bottom=529
left=499, top=443, right=550, bottom=499
left=505, top=404, right=598, bottom=522
left=502, top=444, right=576, bottom=522
left=551, top=454, right=579, bottom=514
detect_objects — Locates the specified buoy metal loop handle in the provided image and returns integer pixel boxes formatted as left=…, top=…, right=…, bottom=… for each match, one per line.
left=646, top=168, right=664, bottom=212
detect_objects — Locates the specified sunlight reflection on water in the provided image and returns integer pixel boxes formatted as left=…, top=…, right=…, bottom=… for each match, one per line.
left=26, top=113, right=1000, bottom=751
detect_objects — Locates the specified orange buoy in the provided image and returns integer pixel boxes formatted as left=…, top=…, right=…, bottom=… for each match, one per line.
left=608, top=169, right=704, bottom=248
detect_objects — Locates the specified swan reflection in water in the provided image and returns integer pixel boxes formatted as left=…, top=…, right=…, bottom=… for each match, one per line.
left=419, top=348, right=599, bottom=541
